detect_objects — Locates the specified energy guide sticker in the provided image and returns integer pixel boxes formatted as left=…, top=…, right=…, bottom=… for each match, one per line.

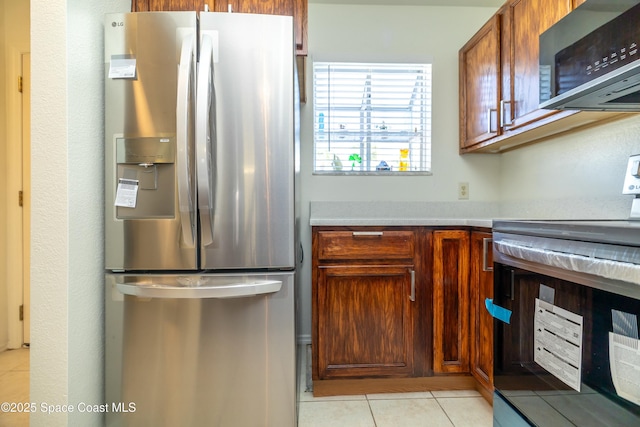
left=115, top=178, right=139, bottom=208
left=534, top=298, right=584, bottom=391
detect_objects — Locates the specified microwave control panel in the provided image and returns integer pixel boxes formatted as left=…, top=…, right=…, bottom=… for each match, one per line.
left=622, top=154, right=640, bottom=195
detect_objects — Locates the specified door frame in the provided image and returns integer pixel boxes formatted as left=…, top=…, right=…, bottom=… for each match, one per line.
left=5, top=48, right=30, bottom=348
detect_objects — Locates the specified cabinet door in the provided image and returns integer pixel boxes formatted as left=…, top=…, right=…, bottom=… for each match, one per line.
left=316, top=265, right=416, bottom=379
left=459, top=15, right=501, bottom=150
left=470, top=232, right=494, bottom=393
left=502, top=0, right=572, bottom=131
left=132, top=0, right=214, bottom=11
left=433, top=230, right=470, bottom=373
left=215, top=0, right=307, bottom=55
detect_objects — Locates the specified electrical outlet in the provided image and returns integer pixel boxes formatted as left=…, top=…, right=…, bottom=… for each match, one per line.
left=458, top=182, right=469, bottom=200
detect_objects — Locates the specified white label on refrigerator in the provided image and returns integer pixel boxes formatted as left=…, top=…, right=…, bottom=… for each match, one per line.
left=534, top=298, right=583, bottom=391
left=114, top=179, right=139, bottom=208
left=109, top=57, right=136, bottom=79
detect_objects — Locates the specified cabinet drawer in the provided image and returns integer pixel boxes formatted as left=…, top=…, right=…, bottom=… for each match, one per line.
left=317, top=230, right=415, bottom=260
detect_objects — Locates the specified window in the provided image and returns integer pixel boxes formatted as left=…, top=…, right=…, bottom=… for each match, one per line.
left=313, top=62, right=432, bottom=174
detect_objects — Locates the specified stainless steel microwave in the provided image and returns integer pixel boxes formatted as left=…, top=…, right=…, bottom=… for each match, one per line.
left=539, top=0, right=640, bottom=111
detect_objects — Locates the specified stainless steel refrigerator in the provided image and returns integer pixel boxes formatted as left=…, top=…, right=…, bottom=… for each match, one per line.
left=104, top=11, right=299, bottom=427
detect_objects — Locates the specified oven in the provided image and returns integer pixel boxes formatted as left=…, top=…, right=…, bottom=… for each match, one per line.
left=491, top=220, right=640, bottom=426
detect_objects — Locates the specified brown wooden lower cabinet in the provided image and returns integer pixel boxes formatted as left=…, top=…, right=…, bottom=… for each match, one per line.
left=312, top=226, right=493, bottom=397
left=316, top=265, right=415, bottom=378
left=312, top=227, right=422, bottom=381
left=470, top=231, right=494, bottom=400
left=432, top=230, right=470, bottom=374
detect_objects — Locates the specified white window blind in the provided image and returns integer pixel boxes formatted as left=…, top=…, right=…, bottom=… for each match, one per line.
left=313, top=62, right=432, bottom=173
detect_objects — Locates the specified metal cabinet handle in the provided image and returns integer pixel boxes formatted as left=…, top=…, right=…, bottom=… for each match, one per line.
left=352, top=231, right=383, bottom=237
left=501, top=100, right=513, bottom=128
left=409, top=269, right=416, bottom=302
left=487, top=108, right=493, bottom=134
left=482, top=237, right=494, bottom=272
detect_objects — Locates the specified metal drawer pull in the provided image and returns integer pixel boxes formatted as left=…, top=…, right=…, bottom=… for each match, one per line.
left=352, top=231, right=384, bottom=236
left=482, top=237, right=494, bottom=272
left=410, top=270, right=416, bottom=302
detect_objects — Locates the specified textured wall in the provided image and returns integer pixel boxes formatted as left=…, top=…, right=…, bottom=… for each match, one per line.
left=499, top=114, right=640, bottom=219
left=31, top=0, right=69, bottom=423
left=30, top=1, right=129, bottom=426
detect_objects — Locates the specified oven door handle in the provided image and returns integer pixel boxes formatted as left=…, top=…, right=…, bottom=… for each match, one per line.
left=495, top=240, right=640, bottom=287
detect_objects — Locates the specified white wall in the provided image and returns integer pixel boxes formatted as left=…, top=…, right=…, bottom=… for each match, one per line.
left=499, top=114, right=640, bottom=219
left=30, top=0, right=129, bottom=425
left=298, top=3, right=501, bottom=341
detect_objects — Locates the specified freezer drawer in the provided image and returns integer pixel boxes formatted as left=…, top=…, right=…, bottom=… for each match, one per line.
left=105, top=272, right=296, bottom=427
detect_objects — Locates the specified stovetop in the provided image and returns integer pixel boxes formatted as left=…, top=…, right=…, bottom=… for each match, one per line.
left=493, top=219, right=640, bottom=247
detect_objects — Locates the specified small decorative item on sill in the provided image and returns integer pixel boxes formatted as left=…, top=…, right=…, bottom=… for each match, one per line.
left=376, top=161, right=391, bottom=171
left=399, top=148, right=409, bottom=171
left=331, top=154, right=343, bottom=171
left=349, top=153, right=361, bottom=170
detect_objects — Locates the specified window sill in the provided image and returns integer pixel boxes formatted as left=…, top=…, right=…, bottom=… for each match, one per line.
left=312, top=171, right=433, bottom=176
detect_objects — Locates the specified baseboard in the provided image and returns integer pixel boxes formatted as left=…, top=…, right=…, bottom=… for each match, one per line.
left=312, top=375, right=478, bottom=397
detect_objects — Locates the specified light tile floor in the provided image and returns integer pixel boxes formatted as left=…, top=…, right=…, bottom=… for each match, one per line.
left=0, top=347, right=493, bottom=427
left=0, top=348, right=30, bottom=427
left=298, top=388, right=493, bottom=427
left=297, top=345, right=493, bottom=427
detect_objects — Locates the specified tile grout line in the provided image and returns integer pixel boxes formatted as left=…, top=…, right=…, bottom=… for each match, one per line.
left=365, top=394, right=378, bottom=427
left=433, top=396, right=457, bottom=427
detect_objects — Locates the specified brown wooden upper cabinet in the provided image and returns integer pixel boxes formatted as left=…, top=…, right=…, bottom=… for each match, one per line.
left=132, top=1, right=215, bottom=12
left=459, top=0, right=612, bottom=153
left=132, top=0, right=307, bottom=55
left=214, top=1, right=307, bottom=55
left=501, top=0, right=572, bottom=132
left=459, top=15, right=501, bottom=150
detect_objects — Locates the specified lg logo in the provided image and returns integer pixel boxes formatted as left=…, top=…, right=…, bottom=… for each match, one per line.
left=112, top=21, right=124, bottom=27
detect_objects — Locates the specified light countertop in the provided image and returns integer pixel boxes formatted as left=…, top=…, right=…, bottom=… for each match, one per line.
left=309, top=201, right=497, bottom=228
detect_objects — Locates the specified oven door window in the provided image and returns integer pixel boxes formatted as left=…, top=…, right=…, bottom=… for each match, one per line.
left=493, top=264, right=640, bottom=426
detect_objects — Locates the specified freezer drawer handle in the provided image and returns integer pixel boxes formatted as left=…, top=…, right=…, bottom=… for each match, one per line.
left=116, top=280, right=282, bottom=299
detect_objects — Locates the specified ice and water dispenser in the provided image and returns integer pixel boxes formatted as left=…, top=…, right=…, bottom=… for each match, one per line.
left=114, top=136, right=175, bottom=219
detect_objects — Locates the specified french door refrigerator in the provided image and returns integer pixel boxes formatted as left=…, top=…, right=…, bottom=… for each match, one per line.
left=104, top=11, right=299, bottom=427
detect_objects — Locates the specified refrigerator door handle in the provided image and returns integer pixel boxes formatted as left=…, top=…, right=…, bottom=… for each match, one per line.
left=196, top=33, right=216, bottom=246
left=176, top=33, right=196, bottom=247
left=116, top=280, right=282, bottom=299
